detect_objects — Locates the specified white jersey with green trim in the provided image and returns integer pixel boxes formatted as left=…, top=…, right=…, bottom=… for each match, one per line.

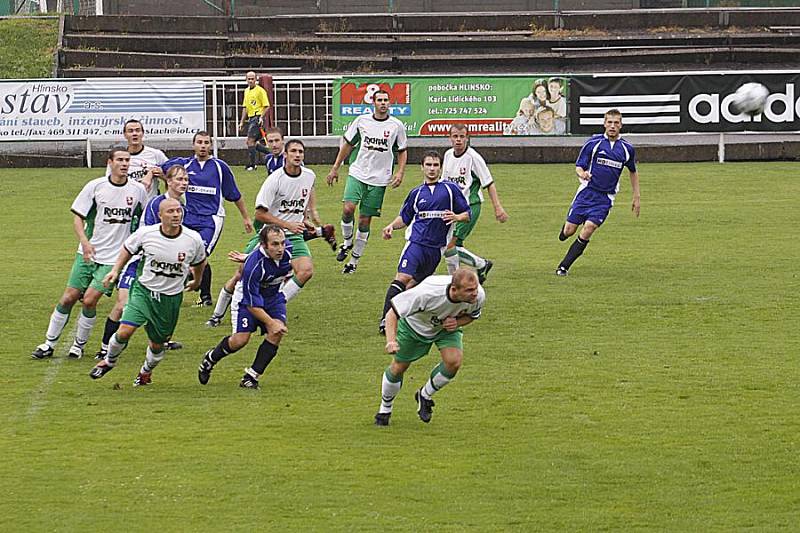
left=123, top=225, right=206, bottom=295
left=442, top=146, right=494, bottom=205
left=71, top=176, right=148, bottom=265
left=391, top=275, right=485, bottom=339
left=254, top=166, right=316, bottom=234
left=105, top=145, right=168, bottom=200
left=344, top=113, right=408, bottom=186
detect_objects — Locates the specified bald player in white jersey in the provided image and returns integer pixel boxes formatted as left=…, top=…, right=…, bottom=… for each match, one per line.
left=89, top=198, right=207, bottom=386
left=374, top=270, right=485, bottom=426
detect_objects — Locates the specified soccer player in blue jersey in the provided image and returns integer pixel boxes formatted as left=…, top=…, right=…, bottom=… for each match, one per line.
left=379, top=151, right=471, bottom=334
left=254, top=126, right=285, bottom=175
left=197, top=224, right=293, bottom=389
left=556, top=109, right=640, bottom=276
left=162, top=131, right=253, bottom=305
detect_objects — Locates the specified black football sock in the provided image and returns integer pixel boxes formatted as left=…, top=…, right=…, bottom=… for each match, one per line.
left=200, top=264, right=212, bottom=302
left=209, top=336, right=237, bottom=363
left=251, top=340, right=279, bottom=374
left=558, top=225, right=568, bottom=241
left=381, top=280, right=406, bottom=320
left=102, top=318, right=120, bottom=346
left=559, top=237, right=589, bottom=270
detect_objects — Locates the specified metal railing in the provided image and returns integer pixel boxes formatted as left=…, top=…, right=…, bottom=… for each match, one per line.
left=205, top=75, right=336, bottom=142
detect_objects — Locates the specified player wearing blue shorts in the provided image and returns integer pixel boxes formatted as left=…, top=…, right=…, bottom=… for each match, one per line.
left=556, top=109, right=641, bottom=276
left=198, top=224, right=293, bottom=389
left=379, top=151, right=471, bottom=334
left=162, top=131, right=253, bottom=306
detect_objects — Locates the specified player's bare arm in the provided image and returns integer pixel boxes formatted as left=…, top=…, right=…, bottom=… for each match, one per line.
left=102, top=247, right=134, bottom=288
left=72, top=213, right=95, bottom=263
left=577, top=166, right=591, bottom=181
left=630, top=170, right=641, bottom=217
left=185, top=260, right=207, bottom=292
left=382, top=215, right=406, bottom=239
left=248, top=306, right=287, bottom=336
left=384, top=309, right=399, bottom=352
left=390, top=150, right=408, bottom=189
left=305, top=188, right=323, bottom=227
left=486, top=183, right=509, bottom=222
left=234, top=198, right=254, bottom=233
left=228, top=250, right=247, bottom=263
left=326, top=142, right=354, bottom=186
left=443, top=210, right=470, bottom=225
left=256, top=206, right=305, bottom=234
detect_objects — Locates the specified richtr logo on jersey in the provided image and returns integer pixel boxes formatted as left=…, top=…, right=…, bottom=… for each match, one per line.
left=363, top=134, right=390, bottom=152
left=150, top=258, right=184, bottom=278
left=339, top=82, right=411, bottom=116
left=279, top=198, right=306, bottom=215
left=103, top=206, right=134, bottom=224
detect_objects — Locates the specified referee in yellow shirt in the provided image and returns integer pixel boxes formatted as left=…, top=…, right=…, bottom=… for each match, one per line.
left=239, top=71, right=270, bottom=171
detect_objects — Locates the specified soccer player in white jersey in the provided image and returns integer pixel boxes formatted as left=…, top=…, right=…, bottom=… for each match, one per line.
left=31, top=148, right=148, bottom=360
left=374, top=269, right=485, bottom=426
left=94, top=119, right=171, bottom=358
left=326, top=89, right=408, bottom=274
left=252, top=139, right=321, bottom=302
left=89, top=198, right=207, bottom=386
left=556, top=109, right=640, bottom=276
left=441, top=123, right=509, bottom=283
left=110, top=119, right=168, bottom=200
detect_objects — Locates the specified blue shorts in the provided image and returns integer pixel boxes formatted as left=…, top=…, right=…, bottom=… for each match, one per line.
left=567, top=186, right=613, bottom=226
left=235, top=295, right=287, bottom=335
left=398, top=242, right=443, bottom=282
left=246, top=117, right=262, bottom=140
left=117, top=259, right=140, bottom=290
left=186, top=215, right=224, bottom=255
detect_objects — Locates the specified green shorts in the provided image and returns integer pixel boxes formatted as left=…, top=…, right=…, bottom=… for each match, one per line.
left=244, top=234, right=260, bottom=254
left=244, top=231, right=310, bottom=258
left=453, top=202, right=482, bottom=246
left=286, top=232, right=310, bottom=258
left=394, top=318, right=463, bottom=363
left=343, top=175, right=386, bottom=217
left=121, top=281, right=183, bottom=344
left=66, top=253, right=114, bottom=296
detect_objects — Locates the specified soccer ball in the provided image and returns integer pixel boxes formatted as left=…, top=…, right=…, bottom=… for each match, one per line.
left=731, top=83, right=769, bottom=115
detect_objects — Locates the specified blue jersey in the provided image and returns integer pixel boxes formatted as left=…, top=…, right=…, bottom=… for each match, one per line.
left=239, top=241, right=293, bottom=308
left=576, top=134, right=636, bottom=194
left=161, top=156, right=242, bottom=228
left=142, top=194, right=185, bottom=226
left=265, top=153, right=285, bottom=175
left=399, top=180, right=471, bottom=249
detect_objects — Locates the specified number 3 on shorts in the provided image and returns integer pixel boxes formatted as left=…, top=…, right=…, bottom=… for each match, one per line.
left=241, top=317, right=249, bottom=328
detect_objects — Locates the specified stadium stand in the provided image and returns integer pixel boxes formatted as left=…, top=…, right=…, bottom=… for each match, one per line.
left=57, top=8, right=800, bottom=78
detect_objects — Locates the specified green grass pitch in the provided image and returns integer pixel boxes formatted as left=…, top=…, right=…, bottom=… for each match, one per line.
left=0, top=161, right=797, bottom=531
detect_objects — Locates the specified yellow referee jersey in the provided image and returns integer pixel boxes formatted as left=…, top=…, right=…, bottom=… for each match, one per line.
left=242, top=85, right=270, bottom=118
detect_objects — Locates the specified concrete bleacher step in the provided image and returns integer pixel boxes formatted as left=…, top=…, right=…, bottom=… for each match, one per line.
left=62, top=33, right=228, bottom=54
left=61, top=49, right=225, bottom=70
left=59, top=67, right=229, bottom=78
